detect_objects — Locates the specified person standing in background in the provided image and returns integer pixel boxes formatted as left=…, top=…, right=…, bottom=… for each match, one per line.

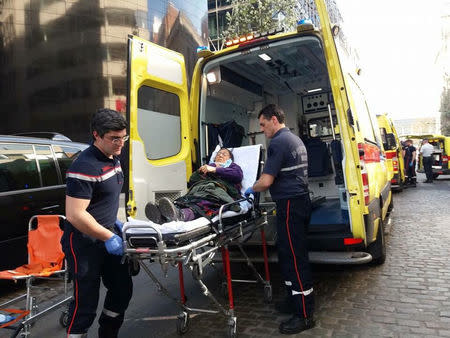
left=403, top=139, right=417, bottom=187
left=420, top=139, right=434, bottom=183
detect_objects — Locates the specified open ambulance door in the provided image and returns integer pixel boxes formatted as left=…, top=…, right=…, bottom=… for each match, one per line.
left=314, top=0, right=366, bottom=240
left=126, top=35, right=192, bottom=219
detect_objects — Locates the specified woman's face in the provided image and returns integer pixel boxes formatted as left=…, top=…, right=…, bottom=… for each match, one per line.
left=215, top=149, right=231, bottom=163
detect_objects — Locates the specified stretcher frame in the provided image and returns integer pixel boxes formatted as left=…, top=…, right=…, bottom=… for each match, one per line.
left=123, top=198, right=272, bottom=338
left=0, top=215, right=72, bottom=338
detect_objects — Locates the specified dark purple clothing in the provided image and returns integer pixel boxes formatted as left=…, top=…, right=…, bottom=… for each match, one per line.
left=210, top=162, right=243, bottom=189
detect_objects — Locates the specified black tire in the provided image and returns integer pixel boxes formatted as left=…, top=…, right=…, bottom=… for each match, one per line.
left=368, top=219, right=386, bottom=265
left=433, top=173, right=439, bottom=179
left=59, top=310, right=69, bottom=328
left=176, top=312, right=190, bottom=335
left=387, top=195, right=394, bottom=213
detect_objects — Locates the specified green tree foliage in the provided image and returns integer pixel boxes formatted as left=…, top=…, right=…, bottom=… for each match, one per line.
left=440, top=85, right=450, bottom=135
left=222, top=0, right=300, bottom=39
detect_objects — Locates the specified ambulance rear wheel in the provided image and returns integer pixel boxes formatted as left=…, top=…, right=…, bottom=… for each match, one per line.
left=176, top=312, right=190, bottom=335
left=368, top=219, right=386, bottom=265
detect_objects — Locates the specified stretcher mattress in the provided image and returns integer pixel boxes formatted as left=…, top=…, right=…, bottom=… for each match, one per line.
left=125, top=200, right=253, bottom=247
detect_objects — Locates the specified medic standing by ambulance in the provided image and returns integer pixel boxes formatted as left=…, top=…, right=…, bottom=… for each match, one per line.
left=61, top=108, right=132, bottom=338
left=245, top=104, right=314, bottom=335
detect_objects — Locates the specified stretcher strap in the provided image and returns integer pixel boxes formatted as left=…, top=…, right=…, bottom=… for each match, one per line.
left=0, top=308, right=30, bottom=328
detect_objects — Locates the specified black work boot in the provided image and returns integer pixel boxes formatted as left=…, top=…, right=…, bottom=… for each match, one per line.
left=98, top=311, right=123, bottom=338
left=279, top=315, right=315, bottom=334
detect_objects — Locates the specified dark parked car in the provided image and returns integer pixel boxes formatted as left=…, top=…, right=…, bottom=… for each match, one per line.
left=0, top=135, right=88, bottom=270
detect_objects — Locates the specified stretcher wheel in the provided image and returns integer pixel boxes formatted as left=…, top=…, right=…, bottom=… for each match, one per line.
left=176, top=312, right=190, bottom=335
left=59, top=310, right=69, bottom=328
left=263, top=285, right=273, bottom=303
left=227, top=318, right=237, bottom=338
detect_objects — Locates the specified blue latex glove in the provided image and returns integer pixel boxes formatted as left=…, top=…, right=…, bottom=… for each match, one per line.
left=114, top=219, right=124, bottom=234
left=409, top=162, right=413, bottom=167
left=244, top=187, right=255, bottom=198
left=105, top=234, right=124, bottom=256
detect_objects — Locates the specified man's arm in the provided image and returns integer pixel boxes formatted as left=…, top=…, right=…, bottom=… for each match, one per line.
left=252, top=173, right=275, bottom=192
left=65, top=196, right=113, bottom=241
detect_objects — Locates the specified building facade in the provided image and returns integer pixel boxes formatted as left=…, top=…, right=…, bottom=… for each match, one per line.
left=0, top=0, right=208, bottom=142
left=393, top=117, right=441, bottom=137
left=436, top=2, right=449, bottom=135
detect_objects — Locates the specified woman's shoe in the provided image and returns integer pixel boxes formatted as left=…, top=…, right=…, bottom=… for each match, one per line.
left=158, top=197, right=181, bottom=222
left=145, top=202, right=162, bottom=224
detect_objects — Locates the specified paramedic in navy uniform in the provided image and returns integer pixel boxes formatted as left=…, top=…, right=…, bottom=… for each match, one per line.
left=245, top=104, right=314, bottom=334
left=61, top=108, right=132, bottom=338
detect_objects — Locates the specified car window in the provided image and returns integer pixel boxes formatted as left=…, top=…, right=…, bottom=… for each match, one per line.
left=53, top=145, right=83, bottom=183
left=34, top=145, right=59, bottom=186
left=0, top=143, right=40, bottom=192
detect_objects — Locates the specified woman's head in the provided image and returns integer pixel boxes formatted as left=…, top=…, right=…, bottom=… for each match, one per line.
left=214, top=148, right=233, bottom=163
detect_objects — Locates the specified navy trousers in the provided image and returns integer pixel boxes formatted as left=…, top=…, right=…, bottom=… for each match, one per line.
left=275, top=195, right=314, bottom=318
left=62, top=230, right=133, bottom=335
left=423, top=156, right=433, bottom=181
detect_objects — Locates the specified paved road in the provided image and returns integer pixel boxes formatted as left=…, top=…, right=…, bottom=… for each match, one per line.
left=1, top=173, right=450, bottom=337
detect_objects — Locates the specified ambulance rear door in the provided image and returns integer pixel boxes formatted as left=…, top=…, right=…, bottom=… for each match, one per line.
left=126, top=35, right=191, bottom=219
left=314, top=0, right=366, bottom=240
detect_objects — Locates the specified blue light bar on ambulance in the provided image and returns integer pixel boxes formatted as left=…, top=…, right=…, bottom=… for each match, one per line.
left=297, top=18, right=315, bottom=33
left=196, top=45, right=213, bottom=58
left=197, top=46, right=209, bottom=52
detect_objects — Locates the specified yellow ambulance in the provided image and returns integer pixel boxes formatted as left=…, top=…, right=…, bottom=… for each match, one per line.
left=407, top=134, right=450, bottom=179
left=125, top=0, right=392, bottom=264
left=376, top=114, right=406, bottom=190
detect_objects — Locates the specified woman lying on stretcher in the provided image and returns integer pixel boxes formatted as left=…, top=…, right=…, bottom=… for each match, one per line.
left=145, top=148, right=243, bottom=224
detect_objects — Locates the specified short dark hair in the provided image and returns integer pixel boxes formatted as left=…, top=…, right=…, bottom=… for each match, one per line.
left=258, top=104, right=285, bottom=124
left=219, top=147, right=234, bottom=161
left=91, top=108, right=127, bottom=140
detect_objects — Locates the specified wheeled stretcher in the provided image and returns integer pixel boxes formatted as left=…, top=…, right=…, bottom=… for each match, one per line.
left=123, top=145, right=272, bottom=337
